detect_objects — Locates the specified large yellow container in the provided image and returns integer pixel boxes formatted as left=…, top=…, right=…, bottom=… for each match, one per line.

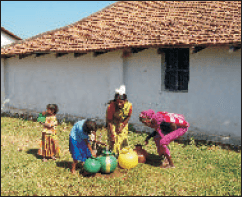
left=118, top=147, right=138, bottom=169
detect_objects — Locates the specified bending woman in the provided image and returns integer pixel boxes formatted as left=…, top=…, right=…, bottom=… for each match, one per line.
left=139, top=109, right=189, bottom=168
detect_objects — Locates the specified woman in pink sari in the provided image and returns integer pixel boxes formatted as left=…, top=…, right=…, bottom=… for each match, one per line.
left=139, top=109, right=189, bottom=168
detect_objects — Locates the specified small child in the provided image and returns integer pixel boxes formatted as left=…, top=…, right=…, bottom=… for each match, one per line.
left=139, top=109, right=189, bottom=168
left=39, top=104, right=60, bottom=162
left=69, top=119, right=97, bottom=175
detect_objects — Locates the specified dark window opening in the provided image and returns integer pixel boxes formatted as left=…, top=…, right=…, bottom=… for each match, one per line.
left=161, top=48, right=189, bottom=91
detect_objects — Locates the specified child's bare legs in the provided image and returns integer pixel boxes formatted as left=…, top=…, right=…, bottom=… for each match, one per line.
left=71, top=160, right=78, bottom=174
left=51, top=139, right=60, bottom=160
left=42, top=132, right=47, bottom=162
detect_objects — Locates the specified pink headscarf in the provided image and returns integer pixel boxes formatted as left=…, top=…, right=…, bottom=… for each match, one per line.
left=140, top=109, right=155, bottom=119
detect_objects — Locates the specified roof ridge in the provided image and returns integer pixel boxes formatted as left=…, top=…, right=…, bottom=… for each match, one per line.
left=1, top=27, right=22, bottom=40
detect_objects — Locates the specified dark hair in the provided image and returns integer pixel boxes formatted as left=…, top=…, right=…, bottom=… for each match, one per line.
left=84, top=119, right=97, bottom=133
left=114, top=93, right=127, bottom=100
left=107, top=93, right=127, bottom=104
left=46, top=104, right=59, bottom=114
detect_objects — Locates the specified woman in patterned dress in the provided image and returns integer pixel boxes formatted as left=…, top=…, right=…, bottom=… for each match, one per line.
left=106, top=85, right=133, bottom=155
left=38, top=104, right=60, bottom=162
left=139, top=109, right=189, bottom=168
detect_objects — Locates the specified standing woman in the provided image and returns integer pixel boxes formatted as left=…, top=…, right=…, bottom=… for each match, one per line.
left=106, top=85, right=133, bottom=155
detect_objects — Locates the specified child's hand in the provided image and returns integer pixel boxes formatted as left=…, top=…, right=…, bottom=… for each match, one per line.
left=92, top=152, right=97, bottom=158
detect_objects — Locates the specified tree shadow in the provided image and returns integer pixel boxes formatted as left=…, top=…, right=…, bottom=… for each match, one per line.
left=145, top=153, right=164, bottom=167
left=26, top=149, right=42, bottom=160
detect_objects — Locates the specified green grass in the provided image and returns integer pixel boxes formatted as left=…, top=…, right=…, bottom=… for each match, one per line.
left=1, top=117, right=241, bottom=196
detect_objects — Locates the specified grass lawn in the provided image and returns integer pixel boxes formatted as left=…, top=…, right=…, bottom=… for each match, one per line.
left=1, top=116, right=241, bottom=196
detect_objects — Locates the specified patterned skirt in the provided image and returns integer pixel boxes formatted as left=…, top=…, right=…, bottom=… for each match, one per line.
left=38, top=133, right=60, bottom=158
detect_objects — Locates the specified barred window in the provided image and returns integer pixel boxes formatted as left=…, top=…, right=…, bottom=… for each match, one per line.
left=161, top=48, right=189, bottom=92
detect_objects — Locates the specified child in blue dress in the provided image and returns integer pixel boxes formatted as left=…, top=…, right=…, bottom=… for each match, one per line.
left=69, top=119, right=97, bottom=174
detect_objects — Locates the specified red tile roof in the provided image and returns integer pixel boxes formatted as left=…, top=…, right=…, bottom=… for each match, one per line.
left=1, top=27, right=22, bottom=40
left=1, top=1, right=241, bottom=57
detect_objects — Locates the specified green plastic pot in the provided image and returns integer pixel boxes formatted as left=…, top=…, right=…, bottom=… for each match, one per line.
left=83, top=156, right=101, bottom=174
left=37, top=113, right=46, bottom=123
left=98, top=150, right=117, bottom=174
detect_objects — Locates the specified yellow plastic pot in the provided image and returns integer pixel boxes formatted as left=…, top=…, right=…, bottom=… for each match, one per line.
left=118, top=147, right=138, bottom=169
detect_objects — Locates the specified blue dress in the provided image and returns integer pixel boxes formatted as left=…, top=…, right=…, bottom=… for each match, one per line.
left=69, top=120, right=92, bottom=162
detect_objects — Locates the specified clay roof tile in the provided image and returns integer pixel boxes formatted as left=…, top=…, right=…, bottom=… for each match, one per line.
left=1, top=1, right=241, bottom=57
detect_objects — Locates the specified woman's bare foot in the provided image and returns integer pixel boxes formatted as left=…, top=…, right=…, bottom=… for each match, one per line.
left=161, top=158, right=169, bottom=167
left=42, top=158, right=48, bottom=162
left=160, top=154, right=175, bottom=169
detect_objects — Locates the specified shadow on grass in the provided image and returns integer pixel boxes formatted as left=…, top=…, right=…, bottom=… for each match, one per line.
left=56, top=161, right=99, bottom=177
left=56, top=161, right=84, bottom=174
left=56, top=161, right=72, bottom=170
left=26, top=149, right=42, bottom=160
left=145, top=153, right=164, bottom=167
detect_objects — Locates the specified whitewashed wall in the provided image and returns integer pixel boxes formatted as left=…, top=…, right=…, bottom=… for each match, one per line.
left=1, top=31, right=17, bottom=47
left=123, top=47, right=241, bottom=142
left=1, top=58, right=5, bottom=102
left=1, top=31, right=20, bottom=103
left=3, top=46, right=241, bottom=144
left=4, top=50, right=124, bottom=119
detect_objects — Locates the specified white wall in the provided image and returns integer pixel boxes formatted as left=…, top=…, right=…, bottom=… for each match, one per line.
left=188, top=46, right=241, bottom=139
left=4, top=50, right=124, bottom=119
left=1, top=58, right=5, bottom=102
left=1, top=31, right=20, bottom=103
left=123, top=47, right=241, bottom=142
left=1, top=31, right=17, bottom=47
left=3, top=46, right=241, bottom=144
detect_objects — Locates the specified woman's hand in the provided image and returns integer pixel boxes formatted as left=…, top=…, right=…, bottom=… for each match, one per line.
left=117, top=124, right=125, bottom=134
left=170, top=123, right=177, bottom=131
left=176, top=123, right=189, bottom=128
left=110, top=134, right=115, bottom=142
left=145, top=140, right=148, bottom=145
